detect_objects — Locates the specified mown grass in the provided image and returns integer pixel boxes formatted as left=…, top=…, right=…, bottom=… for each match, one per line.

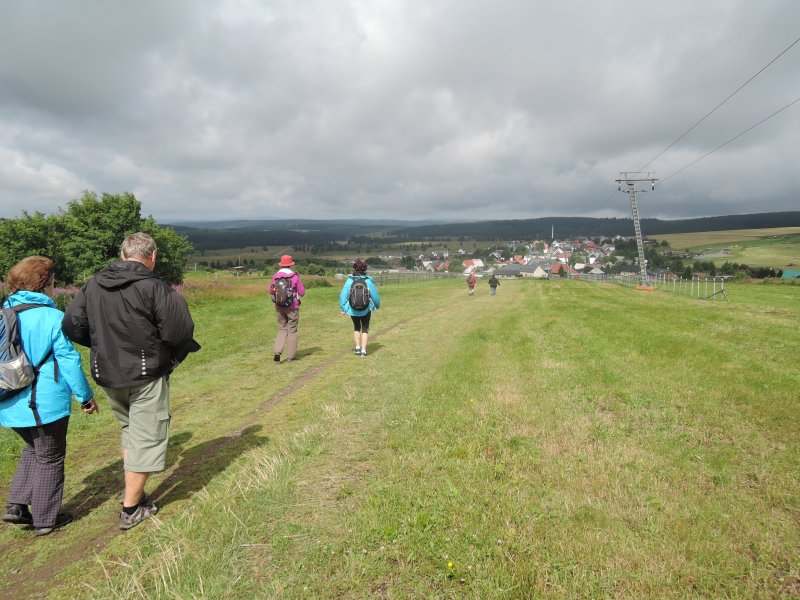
left=652, top=227, right=800, bottom=251
left=1, top=278, right=798, bottom=599
left=652, top=228, right=800, bottom=269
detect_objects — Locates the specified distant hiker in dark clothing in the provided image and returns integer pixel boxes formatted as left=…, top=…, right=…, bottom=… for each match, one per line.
left=270, top=255, right=305, bottom=363
left=488, top=274, right=500, bottom=295
left=339, top=259, right=380, bottom=357
left=466, top=273, right=477, bottom=295
left=63, top=232, right=199, bottom=530
left=1, top=256, right=97, bottom=536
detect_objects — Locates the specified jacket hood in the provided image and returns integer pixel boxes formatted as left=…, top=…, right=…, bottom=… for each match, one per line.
left=94, top=261, right=156, bottom=290
left=4, top=290, right=56, bottom=308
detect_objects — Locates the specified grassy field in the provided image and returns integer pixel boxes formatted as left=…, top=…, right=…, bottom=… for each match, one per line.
left=652, top=228, right=800, bottom=269
left=651, top=227, right=800, bottom=250
left=188, top=240, right=501, bottom=268
left=0, top=276, right=798, bottom=598
left=188, top=240, right=497, bottom=270
left=193, top=229, right=800, bottom=273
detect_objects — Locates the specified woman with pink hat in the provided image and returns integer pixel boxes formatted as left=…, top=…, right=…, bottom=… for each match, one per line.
left=269, top=255, right=305, bottom=363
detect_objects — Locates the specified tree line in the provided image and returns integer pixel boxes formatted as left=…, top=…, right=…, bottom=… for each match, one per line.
left=173, top=212, right=800, bottom=253
left=0, top=192, right=193, bottom=286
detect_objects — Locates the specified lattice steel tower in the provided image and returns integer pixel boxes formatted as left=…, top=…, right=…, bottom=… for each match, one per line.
left=615, top=172, right=658, bottom=285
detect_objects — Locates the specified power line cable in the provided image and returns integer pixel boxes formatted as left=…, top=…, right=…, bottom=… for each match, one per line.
left=585, top=36, right=799, bottom=240
left=639, top=35, right=800, bottom=171
left=661, top=94, right=800, bottom=183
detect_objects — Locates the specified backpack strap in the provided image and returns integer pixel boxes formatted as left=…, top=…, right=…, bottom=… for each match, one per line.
left=28, top=348, right=54, bottom=432
left=8, top=303, right=58, bottom=434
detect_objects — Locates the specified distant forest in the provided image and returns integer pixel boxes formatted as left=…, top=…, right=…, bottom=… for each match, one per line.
left=170, top=211, right=800, bottom=251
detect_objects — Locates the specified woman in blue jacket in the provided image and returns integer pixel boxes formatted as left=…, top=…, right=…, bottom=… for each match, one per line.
left=339, top=259, right=380, bottom=357
left=0, top=256, right=97, bottom=536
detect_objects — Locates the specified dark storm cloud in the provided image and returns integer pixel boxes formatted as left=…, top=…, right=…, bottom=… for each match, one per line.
left=1, top=0, right=798, bottom=222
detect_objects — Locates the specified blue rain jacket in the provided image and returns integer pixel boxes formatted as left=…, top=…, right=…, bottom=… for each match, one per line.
left=0, top=291, right=93, bottom=428
left=339, top=274, right=381, bottom=317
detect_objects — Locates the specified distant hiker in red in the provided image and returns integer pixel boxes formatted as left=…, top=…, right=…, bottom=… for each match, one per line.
left=466, top=273, right=477, bottom=295
left=270, top=255, right=305, bottom=363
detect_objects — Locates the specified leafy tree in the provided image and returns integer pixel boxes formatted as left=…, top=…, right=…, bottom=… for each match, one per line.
left=0, top=190, right=193, bottom=285
left=306, top=263, right=325, bottom=275
left=59, top=191, right=143, bottom=283
left=366, top=257, right=388, bottom=268
left=140, top=216, right=194, bottom=285
left=0, top=211, right=64, bottom=282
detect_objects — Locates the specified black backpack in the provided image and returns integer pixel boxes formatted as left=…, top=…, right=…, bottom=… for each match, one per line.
left=271, top=277, right=295, bottom=308
left=0, top=304, right=55, bottom=429
left=348, top=277, right=371, bottom=311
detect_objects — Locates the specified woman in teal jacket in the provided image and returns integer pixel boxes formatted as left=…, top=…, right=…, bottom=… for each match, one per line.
left=0, top=256, right=97, bottom=536
left=339, top=259, right=380, bottom=357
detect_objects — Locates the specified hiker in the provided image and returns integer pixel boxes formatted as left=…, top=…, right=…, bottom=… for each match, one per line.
left=466, top=272, right=477, bottom=295
left=62, top=232, right=199, bottom=530
left=339, top=259, right=380, bottom=357
left=269, top=255, right=305, bottom=363
left=1, top=256, right=97, bottom=536
left=488, top=274, right=500, bottom=295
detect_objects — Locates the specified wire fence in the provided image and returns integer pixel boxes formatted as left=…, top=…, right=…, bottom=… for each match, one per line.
left=349, top=269, right=729, bottom=301
left=564, top=271, right=729, bottom=301
left=341, top=271, right=465, bottom=286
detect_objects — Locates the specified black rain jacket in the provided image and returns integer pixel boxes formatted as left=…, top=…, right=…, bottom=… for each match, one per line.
left=62, top=261, right=200, bottom=388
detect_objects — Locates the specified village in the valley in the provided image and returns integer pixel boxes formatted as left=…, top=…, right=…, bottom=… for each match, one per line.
left=379, top=235, right=652, bottom=280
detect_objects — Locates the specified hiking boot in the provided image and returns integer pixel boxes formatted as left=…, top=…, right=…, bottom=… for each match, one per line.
left=2, top=503, right=33, bottom=525
left=119, top=502, right=158, bottom=530
left=35, top=512, right=73, bottom=536
left=274, top=353, right=281, bottom=363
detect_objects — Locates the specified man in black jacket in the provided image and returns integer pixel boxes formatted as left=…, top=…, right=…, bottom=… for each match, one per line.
left=63, top=232, right=199, bottom=529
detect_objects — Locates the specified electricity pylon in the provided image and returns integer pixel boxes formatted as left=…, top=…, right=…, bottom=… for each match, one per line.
left=615, top=172, right=658, bottom=286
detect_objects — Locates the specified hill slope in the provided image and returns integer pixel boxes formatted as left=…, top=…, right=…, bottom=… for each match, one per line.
left=170, top=212, right=800, bottom=250
left=1, top=278, right=798, bottom=598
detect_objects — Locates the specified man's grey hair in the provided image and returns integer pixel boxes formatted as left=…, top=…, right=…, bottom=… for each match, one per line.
left=121, top=232, right=157, bottom=260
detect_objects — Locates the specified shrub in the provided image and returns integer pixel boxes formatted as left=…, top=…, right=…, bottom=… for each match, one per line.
left=303, top=276, right=333, bottom=288
left=52, top=286, right=80, bottom=311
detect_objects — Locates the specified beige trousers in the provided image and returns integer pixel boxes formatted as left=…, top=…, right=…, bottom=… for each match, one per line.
left=273, top=308, right=299, bottom=358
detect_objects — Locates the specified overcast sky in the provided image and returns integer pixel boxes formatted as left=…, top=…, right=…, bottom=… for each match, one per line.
left=1, top=1, right=798, bottom=224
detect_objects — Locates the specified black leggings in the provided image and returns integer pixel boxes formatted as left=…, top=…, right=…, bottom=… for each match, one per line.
left=351, top=312, right=371, bottom=333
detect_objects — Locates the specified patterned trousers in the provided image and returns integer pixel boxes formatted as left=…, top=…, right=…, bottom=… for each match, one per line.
left=8, top=415, right=69, bottom=528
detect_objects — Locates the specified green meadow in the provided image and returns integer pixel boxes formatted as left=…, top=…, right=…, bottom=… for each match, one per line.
left=652, top=228, right=800, bottom=269
left=0, top=276, right=798, bottom=599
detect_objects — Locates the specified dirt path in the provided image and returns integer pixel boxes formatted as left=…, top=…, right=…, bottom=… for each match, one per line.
left=0, top=312, right=417, bottom=599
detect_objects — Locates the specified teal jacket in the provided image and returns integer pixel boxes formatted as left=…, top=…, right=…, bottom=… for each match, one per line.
left=0, top=291, right=94, bottom=428
left=339, top=274, right=380, bottom=317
